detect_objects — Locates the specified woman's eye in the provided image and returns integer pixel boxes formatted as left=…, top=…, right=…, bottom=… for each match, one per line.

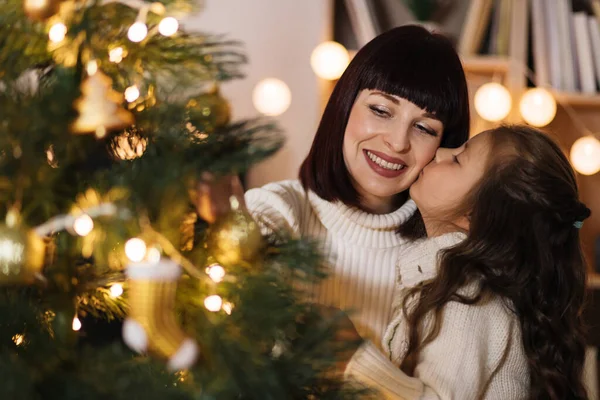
left=369, top=105, right=391, bottom=118
left=416, top=124, right=438, bottom=137
left=453, top=155, right=460, bottom=164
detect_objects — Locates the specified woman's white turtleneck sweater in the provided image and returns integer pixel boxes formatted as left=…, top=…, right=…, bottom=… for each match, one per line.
left=245, top=179, right=416, bottom=350
left=245, top=180, right=529, bottom=399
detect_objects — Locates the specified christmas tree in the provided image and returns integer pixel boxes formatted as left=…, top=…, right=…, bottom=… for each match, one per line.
left=0, top=0, right=364, bottom=398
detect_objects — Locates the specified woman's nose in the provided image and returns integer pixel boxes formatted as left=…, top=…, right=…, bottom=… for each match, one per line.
left=384, top=129, right=410, bottom=153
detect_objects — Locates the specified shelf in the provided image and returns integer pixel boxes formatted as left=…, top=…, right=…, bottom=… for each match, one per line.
left=461, top=55, right=511, bottom=74
left=553, top=91, right=600, bottom=108
left=462, top=56, right=600, bottom=108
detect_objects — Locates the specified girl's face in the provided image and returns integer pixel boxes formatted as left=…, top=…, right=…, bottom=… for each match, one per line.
left=410, top=131, right=492, bottom=235
left=343, top=89, right=444, bottom=214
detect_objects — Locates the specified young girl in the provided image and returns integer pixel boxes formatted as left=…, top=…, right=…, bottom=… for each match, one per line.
left=347, top=125, right=590, bottom=399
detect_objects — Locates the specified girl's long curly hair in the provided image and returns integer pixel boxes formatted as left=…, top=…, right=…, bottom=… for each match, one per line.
left=401, top=125, right=590, bottom=399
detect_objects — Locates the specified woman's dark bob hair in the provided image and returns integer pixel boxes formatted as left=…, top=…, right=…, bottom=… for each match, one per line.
left=299, top=25, right=470, bottom=209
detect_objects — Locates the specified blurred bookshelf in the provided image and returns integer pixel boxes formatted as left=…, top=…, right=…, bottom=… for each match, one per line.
left=459, top=0, right=600, bottom=282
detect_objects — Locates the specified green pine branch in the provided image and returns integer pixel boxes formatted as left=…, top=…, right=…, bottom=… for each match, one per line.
left=0, top=0, right=372, bottom=397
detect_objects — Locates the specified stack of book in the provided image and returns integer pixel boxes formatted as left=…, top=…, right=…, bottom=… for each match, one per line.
left=460, top=0, right=600, bottom=95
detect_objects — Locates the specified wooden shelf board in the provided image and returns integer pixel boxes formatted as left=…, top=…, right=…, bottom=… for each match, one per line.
left=553, top=91, right=600, bottom=108
left=461, top=55, right=511, bottom=74
left=462, top=55, right=600, bottom=107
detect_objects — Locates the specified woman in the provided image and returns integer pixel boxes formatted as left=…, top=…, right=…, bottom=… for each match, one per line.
left=197, top=24, right=470, bottom=389
left=372, top=125, right=588, bottom=399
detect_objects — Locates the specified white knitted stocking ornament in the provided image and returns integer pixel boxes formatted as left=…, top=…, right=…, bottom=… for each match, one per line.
left=122, top=259, right=199, bottom=371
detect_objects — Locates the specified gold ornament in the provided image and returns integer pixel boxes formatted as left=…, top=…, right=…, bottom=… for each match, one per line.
left=123, top=259, right=199, bottom=371
left=186, top=86, right=231, bottom=134
left=207, top=196, right=263, bottom=267
left=0, top=223, right=45, bottom=285
left=23, top=0, right=61, bottom=21
left=109, top=127, right=148, bottom=160
left=71, top=70, right=134, bottom=136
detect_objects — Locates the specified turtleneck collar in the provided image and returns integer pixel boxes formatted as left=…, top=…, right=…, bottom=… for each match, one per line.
left=306, top=190, right=417, bottom=248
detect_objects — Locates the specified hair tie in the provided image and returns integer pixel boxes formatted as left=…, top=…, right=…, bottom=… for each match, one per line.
left=573, top=221, right=584, bottom=229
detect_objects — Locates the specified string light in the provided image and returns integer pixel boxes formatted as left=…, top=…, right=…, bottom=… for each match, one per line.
left=5, top=208, right=18, bottom=228
left=474, top=82, right=512, bottom=122
left=222, top=302, right=233, bottom=315
left=570, top=136, right=600, bottom=176
left=48, top=22, right=67, bottom=43
left=149, top=2, right=166, bottom=14
left=125, top=238, right=147, bottom=262
left=109, top=47, right=125, bottom=63
left=158, top=17, right=179, bottom=37
left=72, top=214, right=94, bottom=236
left=45, top=148, right=54, bottom=163
left=110, top=283, right=124, bottom=297
left=310, top=41, right=350, bottom=80
left=252, top=78, right=292, bottom=116
left=124, top=85, right=140, bottom=102
left=204, top=295, right=222, bottom=312
left=86, top=60, right=98, bottom=76
left=72, top=315, right=82, bottom=331
left=206, top=264, right=225, bottom=283
left=146, top=246, right=161, bottom=263
left=24, top=0, right=49, bottom=13
left=46, top=145, right=57, bottom=167
left=519, top=88, right=557, bottom=127
left=128, top=22, right=148, bottom=43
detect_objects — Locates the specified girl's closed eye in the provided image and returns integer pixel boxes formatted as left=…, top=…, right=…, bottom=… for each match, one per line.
left=416, top=124, right=438, bottom=137
left=453, top=154, right=460, bottom=164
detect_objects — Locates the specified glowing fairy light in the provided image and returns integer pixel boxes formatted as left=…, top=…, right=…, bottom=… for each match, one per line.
left=48, top=23, right=67, bottom=43
left=72, top=214, right=94, bottom=236
left=128, top=22, right=148, bottom=43
left=110, top=283, right=124, bottom=297
left=125, top=238, right=147, bottom=262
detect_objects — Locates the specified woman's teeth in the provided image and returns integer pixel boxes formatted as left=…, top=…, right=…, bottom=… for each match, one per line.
left=366, top=151, right=405, bottom=171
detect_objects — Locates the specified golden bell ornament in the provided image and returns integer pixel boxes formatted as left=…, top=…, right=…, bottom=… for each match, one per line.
left=207, top=196, right=263, bottom=267
left=23, top=0, right=61, bottom=21
left=0, top=224, right=45, bottom=284
left=186, top=85, right=231, bottom=134
left=71, top=70, right=134, bottom=136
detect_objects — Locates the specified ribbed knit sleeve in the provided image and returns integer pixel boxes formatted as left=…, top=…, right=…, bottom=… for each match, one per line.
left=345, top=341, right=423, bottom=399
left=244, top=180, right=307, bottom=236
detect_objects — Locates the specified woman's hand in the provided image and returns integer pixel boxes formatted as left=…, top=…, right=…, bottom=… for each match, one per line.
left=193, top=173, right=245, bottom=223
